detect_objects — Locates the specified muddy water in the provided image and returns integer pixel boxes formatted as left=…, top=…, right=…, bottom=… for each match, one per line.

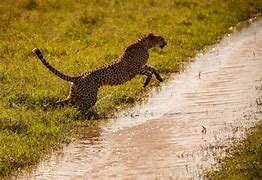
left=23, top=19, right=262, bottom=179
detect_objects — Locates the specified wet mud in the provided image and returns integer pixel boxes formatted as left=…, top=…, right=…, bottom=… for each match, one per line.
left=22, top=18, right=262, bottom=179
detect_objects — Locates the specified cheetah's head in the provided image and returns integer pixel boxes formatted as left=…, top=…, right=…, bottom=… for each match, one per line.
left=146, top=33, right=167, bottom=49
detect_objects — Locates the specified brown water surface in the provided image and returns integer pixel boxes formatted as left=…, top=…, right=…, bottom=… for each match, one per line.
left=22, top=18, right=262, bottom=179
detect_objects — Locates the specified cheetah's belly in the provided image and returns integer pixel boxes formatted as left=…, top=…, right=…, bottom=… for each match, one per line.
left=104, top=70, right=136, bottom=86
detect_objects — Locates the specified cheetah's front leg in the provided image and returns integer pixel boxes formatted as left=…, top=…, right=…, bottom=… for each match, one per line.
left=138, top=68, right=153, bottom=88
left=144, top=65, right=163, bottom=82
left=139, top=65, right=163, bottom=88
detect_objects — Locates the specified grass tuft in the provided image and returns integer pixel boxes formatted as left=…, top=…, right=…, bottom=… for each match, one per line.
left=205, top=120, right=262, bottom=179
left=23, top=0, right=38, bottom=10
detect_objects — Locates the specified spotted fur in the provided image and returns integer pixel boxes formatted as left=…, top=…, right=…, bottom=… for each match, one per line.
left=33, top=33, right=167, bottom=111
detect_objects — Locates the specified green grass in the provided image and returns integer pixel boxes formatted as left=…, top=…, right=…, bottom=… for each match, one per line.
left=0, top=0, right=261, bottom=177
left=205, top=120, right=262, bottom=179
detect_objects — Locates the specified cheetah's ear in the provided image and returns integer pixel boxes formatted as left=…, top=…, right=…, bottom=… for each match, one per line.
left=148, top=33, right=154, bottom=38
left=147, top=33, right=155, bottom=40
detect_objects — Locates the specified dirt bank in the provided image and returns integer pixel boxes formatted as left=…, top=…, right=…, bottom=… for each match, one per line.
left=22, top=18, right=262, bottom=179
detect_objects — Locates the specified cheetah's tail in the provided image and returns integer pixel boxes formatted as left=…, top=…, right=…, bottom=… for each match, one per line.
left=32, top=48, right=81, bottom=82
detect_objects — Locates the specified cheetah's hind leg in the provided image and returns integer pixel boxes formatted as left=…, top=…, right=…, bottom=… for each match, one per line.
left=76, top=107, right=99, bottom=120
left=56, top=98, right=72, bottom=108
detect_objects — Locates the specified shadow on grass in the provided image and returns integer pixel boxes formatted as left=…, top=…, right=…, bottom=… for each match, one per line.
left=7, top=93, right=111, bottom=120
left=8, top=93, right=59, bottom=111
left=0, top=117, right=28, bottom=134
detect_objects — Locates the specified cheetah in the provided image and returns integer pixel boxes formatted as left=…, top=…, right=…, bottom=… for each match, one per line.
left=32, top=33, right=167, bottom=111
